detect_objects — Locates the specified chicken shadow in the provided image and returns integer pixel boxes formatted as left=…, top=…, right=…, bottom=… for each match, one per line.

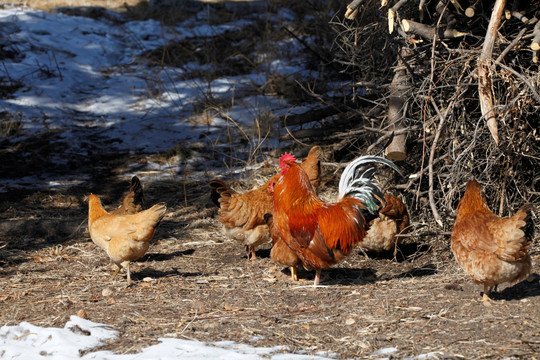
left=359, top=242, right=431, bottom=263
left=131, top=267, right=204, bottom=282
left=296, top=267, right=378, bottom=286
left=392, top=263, right=438, bottom=279
left=490, top=275, right=540, bottom=301
left=0, top=256, right=27, bottom=274
left=141, top=249, right=195, bottom=262
left=254, top=248, right=271, bottom=259
left=229, top=248, right=271, bottom=262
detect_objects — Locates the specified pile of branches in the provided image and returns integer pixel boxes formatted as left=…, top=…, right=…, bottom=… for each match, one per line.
left=315, top=0, right=540, bottom=232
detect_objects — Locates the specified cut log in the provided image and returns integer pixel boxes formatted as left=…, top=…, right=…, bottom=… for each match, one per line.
left=388, top=8, right=395, bottom=34
left=345, top=0, right=364, bottom=20
left=401, top=19, right=466, bottom=40
left=465, top=0, right=478, bottom=17
left=510, top=11, right=529, bottom=23
left=477, top=0, right=506, bottom=146
left=531, top=20, right=540, bottom=50
left=385, top=48, right=409, bottom=161
left=388, top=0, right=409, bottom=34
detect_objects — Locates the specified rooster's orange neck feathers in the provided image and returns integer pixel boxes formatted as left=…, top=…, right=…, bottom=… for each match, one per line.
left=276, top=162, right=317, bottom=207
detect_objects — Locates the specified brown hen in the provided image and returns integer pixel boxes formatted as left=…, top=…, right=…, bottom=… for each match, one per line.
left=361, top=194, right=409, bottom=253
left=265, top=213, right=302, bottom=281
left=451, top=179, right=533, bottom=301
left=88, top=193, right=166, bottom=286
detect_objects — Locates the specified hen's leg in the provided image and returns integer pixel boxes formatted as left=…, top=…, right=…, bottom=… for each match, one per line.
left=250, top=246, right=257, bottom=261
left=313, top=270, right=322, bottom=286
left=111, top=264, right=122, bottom=281
left=126, top=262, right=132, bottom=287
left=245, top=245, right=255, bottom=262
left=290, top=266, right=298, bottom=281
left=482, top=284, right=491, bottom=302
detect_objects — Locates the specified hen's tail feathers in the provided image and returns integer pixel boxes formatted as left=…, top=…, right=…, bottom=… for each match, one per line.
left=129, top=176, right=145, bottom=210
left=263, top=213, right=273, bottom=225
left=209, top=180, right=231, bottom=208
left=519, top=204, right=535, bottom=243
left=302, top=146, right=322, bottom=188
left=338, top=155, right=402, bottom=215
left=148, top=202, right=167, bottom=228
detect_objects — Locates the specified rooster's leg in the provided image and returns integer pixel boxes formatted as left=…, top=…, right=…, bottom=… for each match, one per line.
left=313, top=270, right=322, bottom=286
left=290, top=266, right=298, bottom=281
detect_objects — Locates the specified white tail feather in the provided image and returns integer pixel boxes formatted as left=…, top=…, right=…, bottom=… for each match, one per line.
left=338, top=155, right=402, bottom=214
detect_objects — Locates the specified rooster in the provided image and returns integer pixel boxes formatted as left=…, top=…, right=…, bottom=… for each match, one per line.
left=210, top=146, right=322, bottom=261
left=451, top=179, right=533, bottom=301
left=360, top=194, right=409, bottom=253
left=88, top=194, right=167, bottom=286
left=269, top=153, right=402, bottom=285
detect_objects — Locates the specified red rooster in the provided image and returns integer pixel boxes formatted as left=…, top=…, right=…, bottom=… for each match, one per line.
left=269, top=154, right=401, bottom=285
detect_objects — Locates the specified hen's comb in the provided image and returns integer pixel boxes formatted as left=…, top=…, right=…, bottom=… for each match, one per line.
left=279, top=152, right=297, bottom=168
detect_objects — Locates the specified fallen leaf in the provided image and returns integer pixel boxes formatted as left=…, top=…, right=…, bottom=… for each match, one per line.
left=76, top=309, right=88, bottom=319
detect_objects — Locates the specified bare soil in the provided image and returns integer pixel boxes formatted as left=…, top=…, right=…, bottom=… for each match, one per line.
left=1, top=164, right=539, bottom=359
left=1, top=1, right=540, bottom=358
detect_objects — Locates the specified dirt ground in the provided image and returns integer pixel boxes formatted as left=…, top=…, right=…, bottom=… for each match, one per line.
left=1, top=1, right=539, bottom=358
left=1, top=159, right=539, bottom=359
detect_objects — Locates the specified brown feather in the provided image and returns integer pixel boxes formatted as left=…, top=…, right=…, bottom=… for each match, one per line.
left=88, top=193, right=166, bottom=285
left=110, top=176, right=145, bottom=215
left=361, top=194, right=409, bottom=252
left=451, top=179, right=532, bottom=300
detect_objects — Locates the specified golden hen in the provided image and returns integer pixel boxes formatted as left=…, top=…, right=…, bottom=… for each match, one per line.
left=209, top=146, right=322, bottom=261
left=265, top=213, right=302, bottom=281
left=110, top=176, right=145, bottom=215
left=88, top=193, right=167, bottom=286
left=361, top=194, right=409, bottom=253
left=269, top=154, right=401, bottom=286
left=451, top=179, right=533, bottom=301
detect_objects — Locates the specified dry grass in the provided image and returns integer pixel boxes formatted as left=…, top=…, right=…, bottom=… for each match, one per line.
left=1, top=0, right=540, bottom=358
left=1, top=176, right=539, bottom=359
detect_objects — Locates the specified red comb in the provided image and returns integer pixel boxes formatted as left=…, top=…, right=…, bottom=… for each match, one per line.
left=279, top=152, right=296, bottom=167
